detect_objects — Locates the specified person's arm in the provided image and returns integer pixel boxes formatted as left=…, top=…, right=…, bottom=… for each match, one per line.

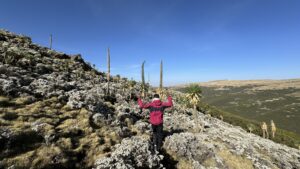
left=138, top=98, right=151, bottom=109
left=162, top=96, right=173, bottom=108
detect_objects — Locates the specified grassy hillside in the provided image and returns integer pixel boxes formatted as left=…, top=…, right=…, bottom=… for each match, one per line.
left=174, top=80, right=300, bottom=148
left=196, top=101, right=300, bottom=149
left=200, top=85, right=300, bottom=135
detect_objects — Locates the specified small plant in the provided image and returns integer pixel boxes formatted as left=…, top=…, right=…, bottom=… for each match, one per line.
left=3, top=52, right=15, bottom=65
left=185, top=84, right=202, bottom=110
left=271, top=120, right=277, bottom=138
left=122, top=77, right=128, bottom=82
left=129, top=79, right=137, bottom=90
left=116, top=74, right=121, bottom=83
left=261, top=122, right=269, bottom=139
left=128, top=79, right=137, bottom=99
left=121, top=82, right=129, bottom=95
left=247, top=123, right=255, bottom=133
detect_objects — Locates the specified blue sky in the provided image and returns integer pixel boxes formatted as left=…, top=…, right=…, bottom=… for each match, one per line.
left=1, top=0, right=300, bottom=86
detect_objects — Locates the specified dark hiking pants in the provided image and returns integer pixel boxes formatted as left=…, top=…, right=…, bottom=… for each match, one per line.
left=151, top=123, right=163, bottom=151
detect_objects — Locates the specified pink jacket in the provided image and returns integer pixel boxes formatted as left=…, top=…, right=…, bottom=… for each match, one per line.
left=138, top=96, right=173, bottom=125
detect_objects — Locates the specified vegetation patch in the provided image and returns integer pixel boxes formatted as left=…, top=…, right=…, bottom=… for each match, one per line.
left=176, top=86, right=300, bottom=149
left=217, top=149, right=254, bottom=169
left=2, top=112, right=18, bottom=121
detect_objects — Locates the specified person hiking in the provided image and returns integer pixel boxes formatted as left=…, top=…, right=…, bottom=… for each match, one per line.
left=138, top=93, right=173, bottom=152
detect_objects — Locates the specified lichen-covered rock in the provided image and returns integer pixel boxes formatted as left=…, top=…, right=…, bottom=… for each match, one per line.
left=163, top=110, right=300, bottom=169
left=163, top=132, right=214, bottom=168
left=132, top=121, right=150, bottom=134
left=92, top=113, right=107, bottom=127
left=67, top=90, right=86, bottom=109
left=94, top=136, right=162, bottom=169
left=0, top=76, right=19, bottom=96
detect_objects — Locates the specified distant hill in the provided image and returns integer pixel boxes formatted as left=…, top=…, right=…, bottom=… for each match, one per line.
left=175, top=79, right=300, bottom=135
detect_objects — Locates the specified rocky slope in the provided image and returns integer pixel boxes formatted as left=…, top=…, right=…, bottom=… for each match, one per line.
left=0, top=30, right=300, bottom=169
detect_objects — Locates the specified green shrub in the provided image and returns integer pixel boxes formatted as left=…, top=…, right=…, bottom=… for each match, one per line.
left=183, top=84, right=202, bottom=95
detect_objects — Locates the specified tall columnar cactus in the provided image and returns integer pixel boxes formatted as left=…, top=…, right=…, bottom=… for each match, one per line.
left=49, top=34, right=52, bottom=49
left=160, top=60, right=163, bottom=90
left=107, top=48, right=111, bottom=95
left=141, top=61, right=146, bottom=98
left=158, top=60, right=164, bottom=97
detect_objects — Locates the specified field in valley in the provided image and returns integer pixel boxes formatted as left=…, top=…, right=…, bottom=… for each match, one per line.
left=175, top=79, right=300, bottom=135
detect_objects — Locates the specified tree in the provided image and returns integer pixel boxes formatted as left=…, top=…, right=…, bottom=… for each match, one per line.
left=185, top=84, right=202, bottom=132
left=185, top=84, right=202, bottom=110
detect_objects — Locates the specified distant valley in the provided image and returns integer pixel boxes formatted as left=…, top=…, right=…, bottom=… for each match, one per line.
left=174, top=79, right=300, bottom=135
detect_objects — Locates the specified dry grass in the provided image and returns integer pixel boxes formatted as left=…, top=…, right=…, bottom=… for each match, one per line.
left=176, top=160, right=194, bottom=169
left=0, top=96, right=10, bottom=107
left=0, top=96, right=9, bottom=102
left=217, top=149, right=254, bottom=169
left=286, top=91, right=300, bottom=98
left=203, top=157, right=218, bottom=168
left=14, top=96, right=34, bottom=105
left=1, top=150, right=36, bottom=168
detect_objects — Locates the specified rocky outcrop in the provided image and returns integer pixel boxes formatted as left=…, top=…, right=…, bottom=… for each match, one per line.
left=1, top=29, right=300, bottom=169
left=163, top=110, right=300, bottom=169
left=94, top=136, right=163, bottom=169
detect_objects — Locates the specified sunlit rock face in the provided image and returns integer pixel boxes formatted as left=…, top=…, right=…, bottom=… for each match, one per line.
left=1, top=30, right=300, bottom=169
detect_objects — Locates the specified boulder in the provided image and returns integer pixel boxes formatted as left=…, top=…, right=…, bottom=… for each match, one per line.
left=94, top=136, right=162, bottom=169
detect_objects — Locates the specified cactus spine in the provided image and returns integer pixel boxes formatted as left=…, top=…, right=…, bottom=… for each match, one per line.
left=107, top=48, right=110, bottom=95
